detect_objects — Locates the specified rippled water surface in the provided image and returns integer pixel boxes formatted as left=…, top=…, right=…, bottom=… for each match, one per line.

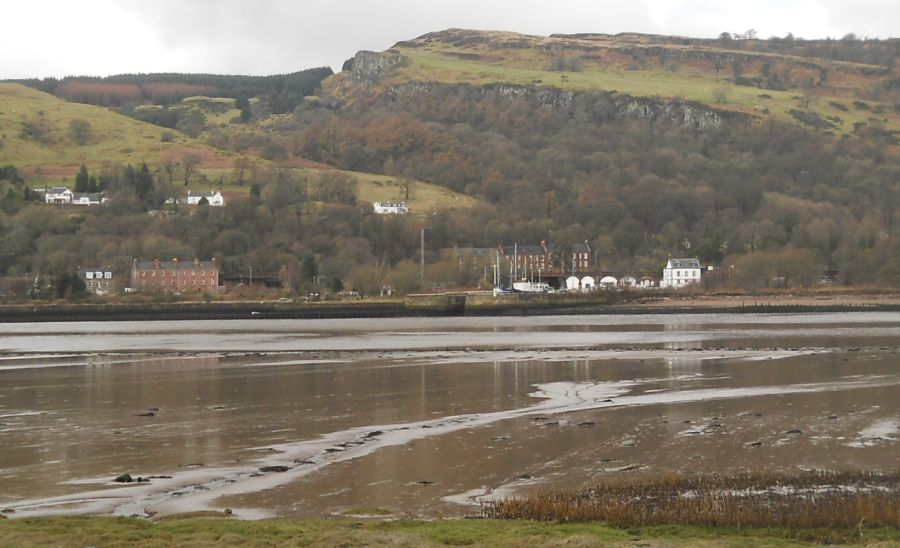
left=0, top=313, right=897, bottom=519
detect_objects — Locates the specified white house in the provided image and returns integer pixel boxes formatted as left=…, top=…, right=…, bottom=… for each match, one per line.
left=373, top=201, right=408, bottom=214
left=72, top=192, right=107, bottom=206
left=661, top=258, right=702, bottom=288
left=44, top=187, right=73, bottom=204
left=565, top=276, right=580, bottom=290
left=186, top=190, right=225, bottom=206
left=79, top=268, right=115, bottom=295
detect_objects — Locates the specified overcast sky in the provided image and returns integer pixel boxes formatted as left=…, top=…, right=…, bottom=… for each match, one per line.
left=2, top=0, right=896, bottom=79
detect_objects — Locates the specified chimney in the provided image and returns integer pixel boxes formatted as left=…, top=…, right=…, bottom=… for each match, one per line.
left=173, top=258, right=179, bottom=270
left=193, top=258, right=200, bottom=268
left=154, top=258, right=160, bottom=269
left=541, top=240, right=549, bottom=255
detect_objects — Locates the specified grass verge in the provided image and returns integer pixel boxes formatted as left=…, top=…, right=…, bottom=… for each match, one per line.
left=1, top=516, right=899, bottom=547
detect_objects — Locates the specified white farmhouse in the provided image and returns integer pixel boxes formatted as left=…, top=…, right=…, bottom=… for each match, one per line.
left=186, top=190, right=225, bottom=206
left=44, top=187, right=74, bottom=204
left=373, top=201, right=408, bottom=214
left=660, top=258, right=702, bottom=288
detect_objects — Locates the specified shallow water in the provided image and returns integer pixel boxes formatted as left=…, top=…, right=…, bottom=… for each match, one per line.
left=0, top=313, right=897, bottom=519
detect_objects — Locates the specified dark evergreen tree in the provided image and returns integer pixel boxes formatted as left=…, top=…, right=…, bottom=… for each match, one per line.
left=74, top=164, right=89, bottom=192
left=235, top=96, right=252, bottom=122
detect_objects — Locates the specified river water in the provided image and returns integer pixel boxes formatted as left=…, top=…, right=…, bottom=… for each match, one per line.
left=0, top=313, right=897, bottom=519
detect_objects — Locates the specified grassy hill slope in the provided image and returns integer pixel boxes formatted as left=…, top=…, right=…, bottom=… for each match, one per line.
left=329, top=29, right=898, bottom=136
left=0, top=83, right=235, bottom=182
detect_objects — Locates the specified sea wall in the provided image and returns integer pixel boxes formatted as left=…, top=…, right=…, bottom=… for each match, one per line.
left=0, top=296, right=897, bottom=323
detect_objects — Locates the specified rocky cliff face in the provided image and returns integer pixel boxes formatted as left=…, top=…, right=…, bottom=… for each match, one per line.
left=344, top=51, right=405, bottom=85
left=385, top=81, right=743, bottom=130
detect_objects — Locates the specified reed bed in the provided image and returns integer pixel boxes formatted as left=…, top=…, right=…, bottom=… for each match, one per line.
left=482, top=471, right=900, bottom=529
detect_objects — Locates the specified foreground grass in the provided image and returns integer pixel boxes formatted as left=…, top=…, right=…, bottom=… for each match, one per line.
left=2, top=516, right=899, bottom=547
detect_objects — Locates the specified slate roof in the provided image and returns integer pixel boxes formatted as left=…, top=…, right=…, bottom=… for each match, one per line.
left=668, top=258, right=701, bottom=269
left=133, top=259, right=217, bottom=270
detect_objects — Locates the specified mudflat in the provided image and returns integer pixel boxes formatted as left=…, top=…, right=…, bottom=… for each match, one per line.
left=0, top=313, right=897, bottom=520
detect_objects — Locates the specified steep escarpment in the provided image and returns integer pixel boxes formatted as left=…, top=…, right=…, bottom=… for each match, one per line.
left=385, top=81, right=742, bottom=130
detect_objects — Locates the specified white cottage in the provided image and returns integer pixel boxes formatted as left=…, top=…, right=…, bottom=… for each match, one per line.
left=373, top=201, right=408, bottom=214
left=187, top=190, right=225, bottom=206
left=660, top=258, right=702, bottom=288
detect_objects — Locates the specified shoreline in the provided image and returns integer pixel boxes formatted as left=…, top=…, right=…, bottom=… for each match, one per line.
left=1, top=292, right=900, bottom=322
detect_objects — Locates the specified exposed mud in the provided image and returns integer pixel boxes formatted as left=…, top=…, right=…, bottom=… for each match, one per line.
left=0, top=313, right=897, bottom=519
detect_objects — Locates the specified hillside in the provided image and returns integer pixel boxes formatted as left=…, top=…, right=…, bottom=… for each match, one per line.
left=0, top=83, right=477, bottom=215
left=0, top=83, right=237, bottom=181
left=330, top=29, right=899, bottom=136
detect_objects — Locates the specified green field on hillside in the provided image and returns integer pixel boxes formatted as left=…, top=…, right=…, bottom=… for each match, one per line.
left=0, top=84, right=233, bottom=180
left=192, top=166, right=482, bottom=214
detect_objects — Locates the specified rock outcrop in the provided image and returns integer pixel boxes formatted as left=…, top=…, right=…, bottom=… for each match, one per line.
left=385, top=81, right=744, bottom=130
left=344, top=51, right=405, bottom=85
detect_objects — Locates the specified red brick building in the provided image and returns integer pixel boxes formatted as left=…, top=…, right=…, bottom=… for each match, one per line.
left=131, top=258, right=219, bottom=293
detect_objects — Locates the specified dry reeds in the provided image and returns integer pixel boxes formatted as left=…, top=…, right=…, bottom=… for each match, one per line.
left=482, top=470, right=900, bottom=529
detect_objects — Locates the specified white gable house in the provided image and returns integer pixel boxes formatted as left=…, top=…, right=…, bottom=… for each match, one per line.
left=79, top=268, right=115, bottom=295
left=373, top=201, right=408, bottom=214
left=187, top=190, right=225, bottom=206
left=661, top=258, right=702, bottom=288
